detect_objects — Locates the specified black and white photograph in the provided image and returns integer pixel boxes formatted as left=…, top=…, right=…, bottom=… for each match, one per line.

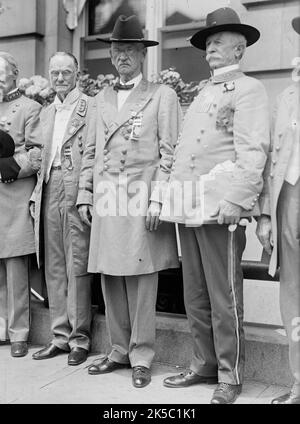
left=0, top=0, right=299, bottom=413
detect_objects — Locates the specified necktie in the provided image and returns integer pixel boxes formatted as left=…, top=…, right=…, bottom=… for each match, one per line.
left=113, top=82, right=134, bottom=92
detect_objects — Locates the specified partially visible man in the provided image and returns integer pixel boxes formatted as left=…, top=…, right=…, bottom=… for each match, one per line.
left=161, top=8, right=270, bottom=404
left=256, top=16, right=300, bottom=405
left=77, top=15, right=181, bottom=388
left=32, top=52, right=93, bottom=366
left=0, top=51, right=42, bottom=357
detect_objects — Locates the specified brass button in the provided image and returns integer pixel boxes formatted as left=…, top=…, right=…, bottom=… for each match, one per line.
left=104, top=156, right=109, bottom=162
left=120, top=166, right=125, bottom=172
left=200, top=129, right=205, bottom=134
left=191, top=154, right=195, bottom=160
left=78, top=134, right=82, bottom=140
left=104, top=165, right=108, bottom=171
left=122, top=149, right=127, bottom=155
left=270, top=173, right=274, bottom=178
left=276, top=145, right=280, bottom=151
left=124, top=134, right=130, bottom=140
left=120, top=158, right=125, bottom=164
left=190, top=164, right=195, bottom=169
left=103, top=149, right=108, bottom=154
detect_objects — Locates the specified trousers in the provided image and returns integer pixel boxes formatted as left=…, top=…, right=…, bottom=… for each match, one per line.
left=277, top=180, right=300, bottom=388
left=179, top=223, right=246, bottom=385
left=43, top=169, right=92, bottom=351
left=101, top=272, right=158, bottom=368
left=0, top=256, right=30, bottom=342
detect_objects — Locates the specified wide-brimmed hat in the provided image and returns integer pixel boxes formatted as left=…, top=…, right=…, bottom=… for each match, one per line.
left=97, top=15, right=159, bottom=47
left=0, top=129, right=15, bottom=158
left=292, top=17, right=300, bottom=34
left=190, top=7, right=260, bottom=50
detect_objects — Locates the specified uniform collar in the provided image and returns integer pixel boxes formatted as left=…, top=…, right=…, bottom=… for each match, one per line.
left=3, top=87, right=22, bottom=102
left=211, top=64, right=243, bottom=84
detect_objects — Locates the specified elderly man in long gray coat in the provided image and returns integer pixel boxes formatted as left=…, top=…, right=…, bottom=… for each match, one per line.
left=77, top=15, right=181, bottom=388
left=256, top=16, right=300, bottom=404
left=31, top=52, right=93, bottom=366
left=0, top=51, right=42, bottom=357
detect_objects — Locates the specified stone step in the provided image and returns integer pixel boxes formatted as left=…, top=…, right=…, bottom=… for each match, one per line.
left=29, top=298, right=293, bottom=387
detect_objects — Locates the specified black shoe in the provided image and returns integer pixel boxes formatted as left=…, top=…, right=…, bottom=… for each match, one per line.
left=88, top=357, right=130, bottom=375
left=11, top=341, right=28, bottom=357
left=132, top=366, right=151, bottom=388
left=211, top=383, right=242, bottom=404
left=163, top=370, right=218, bottom=388
left=272, top=391, right=300, bottom=404
left=32, top=344, right=67, bottom=360
left=68, top=347, right=88, bottom=366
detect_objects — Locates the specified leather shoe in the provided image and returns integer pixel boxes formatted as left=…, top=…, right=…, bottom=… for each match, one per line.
left=211, top=383, right=242, bottom=404
left=32, top=344, right=67, bottom=360
left=271, top=391, right=300, bottom=404
left=11, top=341, right=28, bottom=357
left=132, top=366, right=151, bottom=388
left=88, top=357, right=130, bottom=375
left=163, top=370, right=218, bottom=388
left=68, top=347, right=88, bottom=366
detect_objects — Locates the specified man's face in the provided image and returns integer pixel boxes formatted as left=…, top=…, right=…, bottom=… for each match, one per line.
left=110, top=42, right=146, bottom=82
left=49, top=55, right=78, bottom=99
left=205, top=32, right=239, bottom=70
left=0, top=57, right=17, bottom=97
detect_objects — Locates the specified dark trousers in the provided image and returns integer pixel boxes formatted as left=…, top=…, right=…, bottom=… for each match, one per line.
left=179, top=223, right=246, bottom=385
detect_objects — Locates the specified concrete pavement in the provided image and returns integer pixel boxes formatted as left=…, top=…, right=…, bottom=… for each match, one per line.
left=0, top=343, right=289, bottom=404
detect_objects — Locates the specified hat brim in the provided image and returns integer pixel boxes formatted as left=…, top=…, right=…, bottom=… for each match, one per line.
left=189, top=23, right=260, bottom=50
left=0, top=129, right=15, bottom=158
left=96, top=37, right=159, bottom=47
left=292, top=17, right=300, bottom=34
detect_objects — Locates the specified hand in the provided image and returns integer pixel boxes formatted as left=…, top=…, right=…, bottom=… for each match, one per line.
left=29, top=202, right=35, bottom=219
left=256, top=215, right=273, bottom=255
left=78, top=204, right=93, bottom=227
left=211, top=199, right=243, bottom=225
left=29, top=148, right=42, bottom=172
left=145, top=201, right=162, bottom=231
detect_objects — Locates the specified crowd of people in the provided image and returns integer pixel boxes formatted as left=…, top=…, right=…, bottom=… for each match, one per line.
left=0, top=8, right=299, bottom=404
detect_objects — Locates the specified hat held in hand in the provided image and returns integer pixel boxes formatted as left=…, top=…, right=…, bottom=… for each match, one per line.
left=97, top=15, right=159, bottom=47
left=190, top=7, right=260, bottom=50
left=0, top=129, right=15, bottom=158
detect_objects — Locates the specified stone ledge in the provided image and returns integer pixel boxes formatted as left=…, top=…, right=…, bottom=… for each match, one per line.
left=29, top=299, right=293, bottom=387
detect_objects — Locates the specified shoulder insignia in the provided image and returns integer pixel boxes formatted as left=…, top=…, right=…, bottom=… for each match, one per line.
left=76, top=99, right=87, bottom=117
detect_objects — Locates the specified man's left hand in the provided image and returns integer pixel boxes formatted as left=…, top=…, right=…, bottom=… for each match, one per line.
left=211, top=200, right=243, bottom=225
left=146, top=201, right=162, bottom=231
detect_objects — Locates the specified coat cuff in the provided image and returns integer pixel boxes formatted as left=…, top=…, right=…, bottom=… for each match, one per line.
left=76, top=188, right=93, bottom=207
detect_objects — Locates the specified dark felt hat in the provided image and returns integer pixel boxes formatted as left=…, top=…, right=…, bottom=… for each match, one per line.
left=0, top=129, right=15, bottom=158
left=97, top=15, right=159, bottom=47
left=292, top=17, right=300, bottom=34
left=189, top=7, right=260, bottom=50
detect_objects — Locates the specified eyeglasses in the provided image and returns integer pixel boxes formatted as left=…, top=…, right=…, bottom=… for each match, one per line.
left=50, top=70, right=75, bottom=79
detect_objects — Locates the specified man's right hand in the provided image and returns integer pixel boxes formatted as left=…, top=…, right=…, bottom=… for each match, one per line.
left=256, top=215, right=273, bottom=255
left=78, top=204, right=93, bottom=227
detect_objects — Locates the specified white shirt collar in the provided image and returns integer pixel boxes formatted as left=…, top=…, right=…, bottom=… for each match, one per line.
left=120, top=73, right=142, bottom=88
left=213, top=64, right=240, bottom=77
left=54, top=87, right=80, bottom=106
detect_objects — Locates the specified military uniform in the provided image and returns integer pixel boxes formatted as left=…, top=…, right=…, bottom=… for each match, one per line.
left=77, top=79, right=181, bottom=367
left=32, top=88, right=94, bottom=351
left=0, top=89, right=42, bottom=342
left=162, top=68, right=270, bottom=384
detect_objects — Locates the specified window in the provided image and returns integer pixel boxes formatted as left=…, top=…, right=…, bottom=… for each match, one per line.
left=88, top=0, right=146, bottom=36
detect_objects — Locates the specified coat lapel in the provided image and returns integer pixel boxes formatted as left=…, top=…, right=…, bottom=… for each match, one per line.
left=61, top=96, right=87, bottom=146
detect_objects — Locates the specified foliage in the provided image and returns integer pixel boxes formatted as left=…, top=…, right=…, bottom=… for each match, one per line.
left=150, top=68, right=200, bottom=104
left=19, top=68, right=200, bottom=106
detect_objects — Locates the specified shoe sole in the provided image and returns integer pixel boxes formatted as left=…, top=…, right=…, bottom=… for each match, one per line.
left=11, top=352, right=28, bottom=358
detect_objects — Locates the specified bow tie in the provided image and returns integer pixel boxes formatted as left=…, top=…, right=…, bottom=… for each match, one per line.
left=113, top=82, right=134, bottom=92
